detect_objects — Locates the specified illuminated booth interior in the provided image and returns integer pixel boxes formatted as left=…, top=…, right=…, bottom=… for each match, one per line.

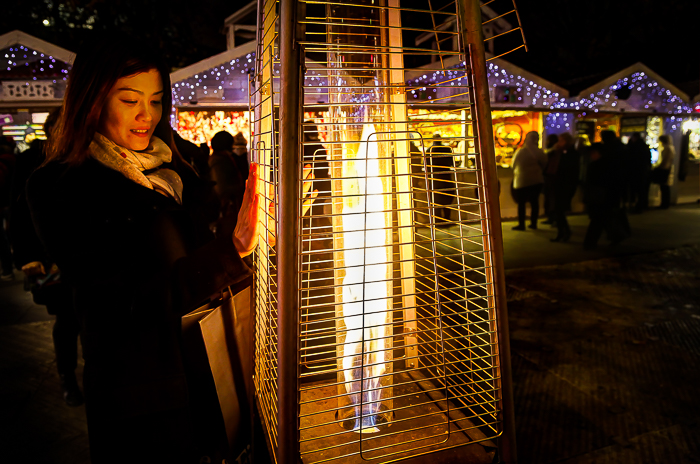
left=248, top=0, right=519, bottom=462
left=176, top=109, right=251, bottom=148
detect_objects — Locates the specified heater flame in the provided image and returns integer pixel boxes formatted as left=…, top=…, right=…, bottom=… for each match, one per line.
left=340, top=123, right=392, bottom=433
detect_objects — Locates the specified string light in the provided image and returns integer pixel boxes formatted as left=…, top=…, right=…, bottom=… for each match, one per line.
left=0, top=44, right=70, bottom=80
left=168, top=47, right=699, bottom=139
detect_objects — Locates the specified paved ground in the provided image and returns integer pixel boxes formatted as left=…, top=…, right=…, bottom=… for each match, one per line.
left=507, top=245, right=700, bottom=463
left=1, top=203, right=699, bottom=463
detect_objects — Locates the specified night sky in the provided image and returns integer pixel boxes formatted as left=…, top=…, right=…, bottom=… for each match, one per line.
left=507, top=0, right=700, bottom=97
left=1, top=0, right=698, bottom=98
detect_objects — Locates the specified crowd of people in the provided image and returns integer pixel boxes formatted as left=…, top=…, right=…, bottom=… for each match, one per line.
left=510, top=129, right=675, bottom=249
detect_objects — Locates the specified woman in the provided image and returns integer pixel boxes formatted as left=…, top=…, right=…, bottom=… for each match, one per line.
left=653, top=134, right=675, bottom=209
left=27, top=40, right=312, bottom=463
left=510, top=131, right=547, bottom=230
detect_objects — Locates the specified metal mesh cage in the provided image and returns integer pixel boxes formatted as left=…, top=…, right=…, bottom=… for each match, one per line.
left=249, top=0, right=520, bottom=462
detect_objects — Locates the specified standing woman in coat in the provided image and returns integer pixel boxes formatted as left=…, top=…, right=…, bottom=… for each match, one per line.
left=510, top=131, right=547, bottom=230
left=27, top=40, right=313, bottom=463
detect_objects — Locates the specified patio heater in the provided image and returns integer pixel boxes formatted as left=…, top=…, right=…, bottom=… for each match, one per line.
left=249, top=0, right=522, bottom=462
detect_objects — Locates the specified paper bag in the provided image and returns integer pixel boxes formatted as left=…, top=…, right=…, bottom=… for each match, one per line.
left=182, top=284, right=253, bottom=461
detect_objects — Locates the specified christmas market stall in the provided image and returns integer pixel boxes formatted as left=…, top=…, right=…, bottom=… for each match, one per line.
left=402, top=54, right=569, bottom=218
left=170, top=41, right=257, bottom=148
left=0, top=30, right=74, bottom=150
left=170, top=39, right=333, bottom=150
left=571, top=62, right=697, bottom=206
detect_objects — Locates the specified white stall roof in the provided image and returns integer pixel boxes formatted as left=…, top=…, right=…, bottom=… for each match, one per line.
left=577, top=62, right=689, bottom=103
left=170, top=41, right=256, bottom=85
left=0, top=30, right=74, bottom=64
left=571, top=62, right=693, bottom=115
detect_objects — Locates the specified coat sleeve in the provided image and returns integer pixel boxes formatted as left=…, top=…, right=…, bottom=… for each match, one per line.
left=171, top=232, right=252, bottom=315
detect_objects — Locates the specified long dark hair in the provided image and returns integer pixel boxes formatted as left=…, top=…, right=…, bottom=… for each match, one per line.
left=46, top=38, right=180, bottom=166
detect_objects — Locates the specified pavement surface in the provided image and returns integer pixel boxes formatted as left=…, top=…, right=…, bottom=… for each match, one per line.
left=1, top=203, right=699, bottom=463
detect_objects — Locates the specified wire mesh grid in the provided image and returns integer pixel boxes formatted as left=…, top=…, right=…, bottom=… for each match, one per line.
left=251, top=0, right=522, bottom=462
left=250, top=0, right=282, bottom=461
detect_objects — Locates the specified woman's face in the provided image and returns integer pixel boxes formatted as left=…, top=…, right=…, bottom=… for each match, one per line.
left=97, top=69, right=163, bottom=151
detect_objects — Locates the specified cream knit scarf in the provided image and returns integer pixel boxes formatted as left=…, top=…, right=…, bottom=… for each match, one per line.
left=90, top=132, right=183, bottom=204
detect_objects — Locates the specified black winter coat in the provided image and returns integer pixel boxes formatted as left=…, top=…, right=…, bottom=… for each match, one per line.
left=27, top=158, right=251, bottom=462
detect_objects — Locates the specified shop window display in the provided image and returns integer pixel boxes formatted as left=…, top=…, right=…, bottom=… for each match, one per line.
left=682, top=119, right=700, bottom=160
left=647, top=116, right=662, bottom=164
left=176, top=110, right=251, bottom=148
left=406, top=108, right=470, bottom=167
left=491, top=111, right=541, bottom=168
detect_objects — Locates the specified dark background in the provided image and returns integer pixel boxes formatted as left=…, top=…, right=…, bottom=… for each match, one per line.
left=1, top=0, right=698, bottom=97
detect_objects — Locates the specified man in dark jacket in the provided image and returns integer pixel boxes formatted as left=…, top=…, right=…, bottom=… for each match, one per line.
left=601, top=130, right=631, bottom=237
left=550, top=133, right=580, bottom=242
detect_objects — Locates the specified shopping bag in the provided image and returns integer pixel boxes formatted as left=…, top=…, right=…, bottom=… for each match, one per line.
left=182, top=281, right=253, bottom=462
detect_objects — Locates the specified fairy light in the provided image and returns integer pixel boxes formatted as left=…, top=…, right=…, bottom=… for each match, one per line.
left=1, top=44, right=71, bottom=80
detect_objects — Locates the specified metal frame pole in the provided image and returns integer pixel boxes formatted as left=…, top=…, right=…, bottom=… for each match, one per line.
left=457, top=0, right=517, bottom=462
left=278, top=0, right=301, bottom=462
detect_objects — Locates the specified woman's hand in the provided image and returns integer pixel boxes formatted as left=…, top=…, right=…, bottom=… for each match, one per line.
left=233, top=162, right=318, bottom=257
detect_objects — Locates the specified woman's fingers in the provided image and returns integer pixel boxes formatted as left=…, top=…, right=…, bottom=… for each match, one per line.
left=234, top=163, right=262, bottom=257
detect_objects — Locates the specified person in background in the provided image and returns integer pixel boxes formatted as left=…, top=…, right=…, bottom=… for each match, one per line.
left=601, top=130, right=631, bottom=238
left=510, top=131, right=547, bottom=231
left=583, top=142, right=611, bottom=249
left=209, top=131, right=245, bottom=226
left=174, top=130, right=211, bottom=181
left=542, top=133, right=560, bottom=225
left=550, top=133, right=580, bottom=242
left=653, top=134, right=675, bottom=209
left=627, top=132, right=652, bottom=213
left=0, top=136, right=16, bottom=280
left=575, top=136, right=592, bottom=198
left=26, top=38, right=316, bottom=463
left=9, top=109, right=83, bottom=406
left=427, top=133, right=455, bottom=223
left=232, top=132, right=249, bottom=184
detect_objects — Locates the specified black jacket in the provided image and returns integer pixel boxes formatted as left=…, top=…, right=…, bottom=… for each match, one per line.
left=27, top=158, right=251, bottom=442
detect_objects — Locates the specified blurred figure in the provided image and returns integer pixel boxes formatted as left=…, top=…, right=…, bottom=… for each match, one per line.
left=582, top=143, right=611, bottom=249
left=0, top=136, right=16, bottom=280
left=303, top=122, right=329, bottom=219
left=232, top=132, right=250, bottom=184
left=427, top=133, right=455, bottom=223
left=208, top=131, right=245, bottom=238
left=575, top=136, right=591, bottom=186
left=601, top=130, right=631, bottom=238
left=545, top=133, right=559, bottom=150
left=583, top=133, right=628, bottom=249
left=510, top=131, right=546, bottom=231
left=174, top=130, right=210, bottom=181
left=550, top=133, right=580, bottom=242
left=542, top=133, right=560, bottom=224
left=652, top=134, right=675, bottom=209
left=627, top=132, right=652, bottom=213
left=9, top=109, right=83, bottom=405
